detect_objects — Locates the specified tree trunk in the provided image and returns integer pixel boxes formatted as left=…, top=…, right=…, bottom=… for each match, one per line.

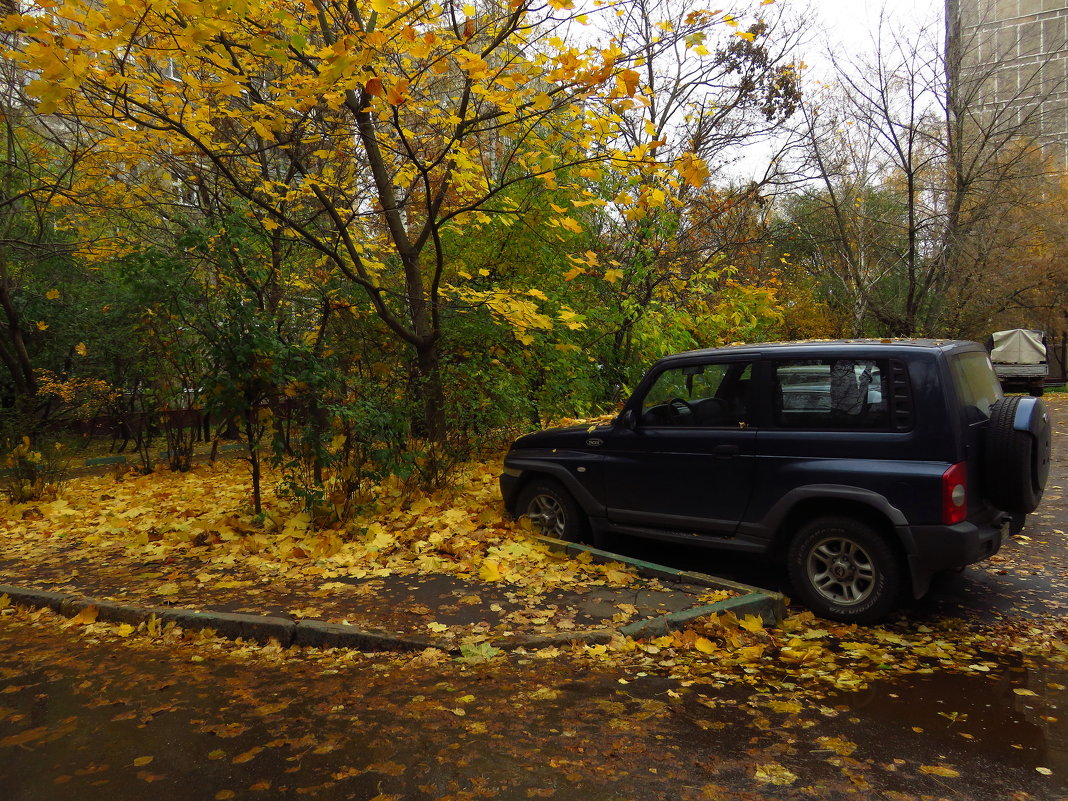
left=415, top=339, right=446, bottom=443
left=0, top=264, right=37, bottom=398
left=244, top=410, right=262, bottom=515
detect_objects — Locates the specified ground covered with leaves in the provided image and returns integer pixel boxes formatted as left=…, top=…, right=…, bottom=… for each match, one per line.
left=1, top=399, right=1067, bottom=798
left=0, top=598, right=1065, bottom=801
left=0, top=457, right=736, bottom=642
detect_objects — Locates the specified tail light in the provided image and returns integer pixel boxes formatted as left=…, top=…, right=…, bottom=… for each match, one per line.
left=942, top=462, right=968, bottom=525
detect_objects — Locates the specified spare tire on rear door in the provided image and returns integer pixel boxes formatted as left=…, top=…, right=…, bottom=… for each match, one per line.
left=984, top=395, right=1052, bottom=513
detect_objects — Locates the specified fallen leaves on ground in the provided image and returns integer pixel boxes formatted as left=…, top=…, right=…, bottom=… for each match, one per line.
left=0, top=457, right=708, bottom=638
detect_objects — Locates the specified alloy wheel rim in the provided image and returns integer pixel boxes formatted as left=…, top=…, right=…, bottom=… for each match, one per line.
left=527, top=494, right=566, bottom=537
left=807, top=535, right=876, bottom=606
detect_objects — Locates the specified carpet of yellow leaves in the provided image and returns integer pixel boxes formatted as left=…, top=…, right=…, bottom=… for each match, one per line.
left=0, top=457, right=711, bottom=639
left=0, top=458, right=648, bottom=587
left=0, top=447, right=1065, bottom=703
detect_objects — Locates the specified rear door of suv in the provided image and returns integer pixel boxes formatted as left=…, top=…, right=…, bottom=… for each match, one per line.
left=741, top=354, right=940, bottom=532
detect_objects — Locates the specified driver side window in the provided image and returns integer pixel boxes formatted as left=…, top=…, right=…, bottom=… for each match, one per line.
left=640, top=362, right=752, bottom=427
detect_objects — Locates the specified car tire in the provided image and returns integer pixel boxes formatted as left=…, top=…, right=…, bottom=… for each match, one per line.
left=517, top=478, right=588, bottom=543
left=787, top=516, right=902, bottom=623
left=984, top=396, right=1051, bottom=514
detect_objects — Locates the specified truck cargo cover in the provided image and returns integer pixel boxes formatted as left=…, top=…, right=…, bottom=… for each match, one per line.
left=991, top=329, right=1046, bottom=364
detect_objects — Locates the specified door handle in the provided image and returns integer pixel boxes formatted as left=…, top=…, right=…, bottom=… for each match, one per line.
left=713, top=444, right=739, bottom=458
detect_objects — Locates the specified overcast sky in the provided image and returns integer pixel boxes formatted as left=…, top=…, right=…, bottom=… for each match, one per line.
left=803, top=0, right=941, bottom=63
left=719, top=0, right=945, bottom=179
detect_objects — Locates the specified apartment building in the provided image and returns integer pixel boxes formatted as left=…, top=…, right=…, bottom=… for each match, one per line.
left=947, top=0, right=1068, bottom=169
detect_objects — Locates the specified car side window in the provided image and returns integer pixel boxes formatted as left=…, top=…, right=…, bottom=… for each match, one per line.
left=774, top=359, right=891, bottom=429
left=640, top=362, right=752, bottom=427
left=950, top=351, right=1003, bottom=420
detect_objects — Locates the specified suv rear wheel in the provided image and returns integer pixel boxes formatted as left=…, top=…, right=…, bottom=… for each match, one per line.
left=517, top=479, right=587, bottom=542
left=787, top=516, right=902, bottom=623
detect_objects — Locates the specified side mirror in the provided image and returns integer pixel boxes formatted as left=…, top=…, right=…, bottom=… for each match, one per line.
left=618, top=409, right=638, bottom=430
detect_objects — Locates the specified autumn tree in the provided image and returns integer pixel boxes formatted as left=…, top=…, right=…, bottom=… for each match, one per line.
left=0, top=14, right=100, bottom=408
left=12, top=0, right=674, bottom=441
left=781, top=9, right=1067, bottom=336
left=568, top=0, right=802, bottom=393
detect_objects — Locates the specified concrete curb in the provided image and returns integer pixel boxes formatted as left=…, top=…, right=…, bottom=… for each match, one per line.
left=533, top=535, right=786, bottom=635
left=0, top=541, right=784, bottom=653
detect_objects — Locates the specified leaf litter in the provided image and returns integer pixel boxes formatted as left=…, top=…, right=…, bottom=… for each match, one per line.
left=0, top=424, right=1066, bottom=799
left=0, top=458, right=723, bottom=638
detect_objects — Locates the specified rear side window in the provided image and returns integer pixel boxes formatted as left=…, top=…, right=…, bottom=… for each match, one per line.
left=773, top=359, right=898, bottom=429
left=951, top=351, right=1003, bottom=419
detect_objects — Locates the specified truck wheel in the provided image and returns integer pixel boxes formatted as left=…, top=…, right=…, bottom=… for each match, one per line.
left=517, top=479, right=588, bottom=543
left=984, top=396, right=1051, bottom=513
left=787, top=516, right=902, bottom=623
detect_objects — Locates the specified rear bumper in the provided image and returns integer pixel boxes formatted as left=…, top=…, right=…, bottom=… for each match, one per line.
left=904, top=516, right=1005, bottom=597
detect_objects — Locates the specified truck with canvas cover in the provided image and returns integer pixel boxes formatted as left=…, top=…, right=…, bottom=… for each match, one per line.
left=989, top=329, right=1047, bottom=396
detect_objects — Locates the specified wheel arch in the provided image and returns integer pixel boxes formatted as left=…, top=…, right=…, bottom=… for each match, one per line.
left=768, top=490, right=907, bottom=560
left=502, top=458, right=604, bottom=518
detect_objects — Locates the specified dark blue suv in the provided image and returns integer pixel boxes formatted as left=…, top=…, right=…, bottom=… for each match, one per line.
left=500, top=340, right=1052, bottom=622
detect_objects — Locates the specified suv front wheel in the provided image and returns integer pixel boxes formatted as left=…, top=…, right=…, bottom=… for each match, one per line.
left=517, top=478, right=588, bottom=543
left=787, top=516, right=902, bottom=623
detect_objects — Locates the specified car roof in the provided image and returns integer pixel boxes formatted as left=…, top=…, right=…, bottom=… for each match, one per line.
left=656, top=338, right=982, bottom=365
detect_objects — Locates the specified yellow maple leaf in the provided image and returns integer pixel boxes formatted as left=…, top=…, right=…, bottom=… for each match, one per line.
left=694, top=637, right=716, bottom=654
left=386, top=78, right=410, bottom=105
left=370, top=0, right=391, bottom=14
left=35, top=321, right=48, bottom=330
left=919, top=764, right=961, bottom=778
left=74, top=342, right=88, bottom=356
left=116, top=623, right=135, bottom=637
left=45, top=288, right=60, bottom=300
left=767, top=699, right=802, bottom=714
left=816, top=735, right=858, bottom=756
left=603, top=268, right=623, bottom=284
left=70, top=605, right=98, bottom=625
left=616, top=69, right=639, bottom=96
left=738, top=614, right=764, bottom=633
left=479, top=559, right=502, bottom=581
left=679, top=153, right=710, bottom=188
left=754, top=763, right=797, bottom=785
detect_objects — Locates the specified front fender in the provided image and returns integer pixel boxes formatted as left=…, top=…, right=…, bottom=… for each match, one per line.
left=500, top=453, right=605, bottom=517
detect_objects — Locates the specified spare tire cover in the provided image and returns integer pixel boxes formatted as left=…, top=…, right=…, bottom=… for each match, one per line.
left=983, top=396, right=1052, bottom=513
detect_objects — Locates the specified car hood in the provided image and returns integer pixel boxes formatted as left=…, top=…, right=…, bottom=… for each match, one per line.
left=509, top=423, right=614, bottom=451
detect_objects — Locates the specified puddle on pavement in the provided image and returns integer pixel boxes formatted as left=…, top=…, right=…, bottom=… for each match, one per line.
left=826, top=656, right=1068, bottom=775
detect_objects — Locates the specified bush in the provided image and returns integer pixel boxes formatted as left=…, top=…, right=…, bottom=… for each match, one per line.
left=0, top=436, right=68, bottom=503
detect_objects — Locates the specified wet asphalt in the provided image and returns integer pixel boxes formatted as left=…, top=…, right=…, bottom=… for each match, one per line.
left=0, top=397, right=1066, bottom=800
